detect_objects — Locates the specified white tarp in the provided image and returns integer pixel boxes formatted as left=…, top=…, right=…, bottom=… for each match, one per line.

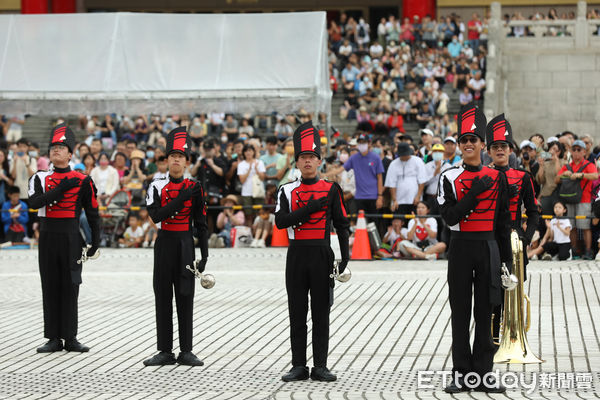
left=0, top=12, right=331, bottom=117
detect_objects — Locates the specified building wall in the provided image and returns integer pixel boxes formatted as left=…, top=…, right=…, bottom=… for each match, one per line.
left=502, top=48, right=600, bottom=140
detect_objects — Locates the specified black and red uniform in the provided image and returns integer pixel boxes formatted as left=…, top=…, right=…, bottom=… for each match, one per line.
left=275, top=121, right=350, bottom=370
left=486, top=114, right=539, bottom=340
left=28, top=126, right=100, bottom=341
left=146, top=174, right=208, bottom=353
left=437, top=103, right=511, bottom=378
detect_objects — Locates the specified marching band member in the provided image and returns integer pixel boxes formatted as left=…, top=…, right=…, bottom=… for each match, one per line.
left=437, top=103, right=511, bottom=393
left=275, top=121, right=350, bottom=382
left=143, top=127, right=208, bottom=366
left=485, top=114, right=539, bottom=343
left=29, top=124, right=100, bottom=353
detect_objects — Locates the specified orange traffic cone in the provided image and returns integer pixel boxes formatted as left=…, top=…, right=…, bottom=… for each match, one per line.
left=351, top=210, right=372, bottom=260
left=271, top=224, right=289, bottom=247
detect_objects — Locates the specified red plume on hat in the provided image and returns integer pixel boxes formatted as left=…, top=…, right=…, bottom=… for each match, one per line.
left=293, top=120, right=321, bottom=161
left=485, top=113, right=513, bottom=149
left=166, top=126, right=191, bottom=159
left=457, top=102, right=486, bottom=141
left=49, top=123, right=76, bottom=153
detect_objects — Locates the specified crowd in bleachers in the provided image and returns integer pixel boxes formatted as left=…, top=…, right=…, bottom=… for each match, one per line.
left=1, top=8, right=599, bottom=260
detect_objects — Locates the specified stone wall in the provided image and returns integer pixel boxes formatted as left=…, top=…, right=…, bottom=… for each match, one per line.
left=503, top=50, right=600, bottom=140
left=485, top=1, right=600, bottom=143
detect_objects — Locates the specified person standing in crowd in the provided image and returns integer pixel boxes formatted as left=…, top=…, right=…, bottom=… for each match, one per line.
left=192, top=139, right=228, bottom=232
left=0, top=149, right=13, bottom=207
left=437, top=103, right=511, bottom=393
left=275, top=138, right=301, bottom=186
left=28, top=124, right=100, bottom=353
left=385, top=142, right=428, bottom=215
left=555, top=139, right=599, bottom=260
left=90, top=152, right=120, bottom=207
left=536, top=140, right=565, bottom=215
left=519, top=140, right=540, bottom=196
left=485, top=114, right=539, bottom=344
left=423, top=143, right=446, bottom=210
left=237, top=143, right=266, bottom=223
left=340, top=134, right=384, bottom=216
left=260, top=136, right=282, bottom=187
left=275, top=121, right=350, bottom=382
left=143, top=127, right=208, bottom=367
left=10, top=138, right=37, bottom=204
left=442, top=136, right=462, bottom=166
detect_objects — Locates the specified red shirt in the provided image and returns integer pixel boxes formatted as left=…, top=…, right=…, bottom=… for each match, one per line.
left=558, top=160, right=598, bottom=203
left=387, top=115, right=405, bottom=133
left=467, top=20, right=481, bottom=40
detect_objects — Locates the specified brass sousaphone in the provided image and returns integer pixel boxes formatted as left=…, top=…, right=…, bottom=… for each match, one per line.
left=493, top=230, right=544, bottom=364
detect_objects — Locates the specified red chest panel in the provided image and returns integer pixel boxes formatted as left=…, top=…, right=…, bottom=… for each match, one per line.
left=505, top=168, right=525, bottom=222
left=161, top=180, right=194, bottom=231
left=44, top=171, right=84, bottom=218
left=454, top=167, right=500, bottom=232
left=290, top=180, right=332, bottom=240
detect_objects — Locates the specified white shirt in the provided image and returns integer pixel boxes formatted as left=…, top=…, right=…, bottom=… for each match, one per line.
left=237, top=159, right=266, bottom=197
left=408, top=217, right=438, bottom=245
left=124, top=225, right=144, bottom=240
left=385, top=156, right=428, bottom=204
left=469, top=78, right=486, bottom=91
left=550, top=218, right=571, bottom=244
left=339, top=169, right=356, bottom=196
left=153, top=171, right=168, bottom=181
left=386, top=227, right=408, bottom=245
left=424, top=160, right=443, bottom=196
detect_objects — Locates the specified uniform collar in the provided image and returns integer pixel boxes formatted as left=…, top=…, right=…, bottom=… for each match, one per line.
left=54, top=166, right=71, bottom=173
left=301, top=176, right=319, bottom=185
left=463, top=163, right=482, bottom=172
left=494, top=164, right=510, bottom=172
left=169, top=175, right=184, bottom=184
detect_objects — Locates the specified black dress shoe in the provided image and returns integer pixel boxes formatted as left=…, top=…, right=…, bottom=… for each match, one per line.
left=64, top=338, right=90, bottom=352
left=310, top=366, right=337, bottom=382
left=143, top=351, right=176, bottom=366
left=474, top=378, right=506, bottom=393
left=281, top=366, right=309, bottom=382
left=443, top=378, right=470, bottom=393
left=36, top=339, right=63, bottom=353
left=176, top=352, right=204, bottom=366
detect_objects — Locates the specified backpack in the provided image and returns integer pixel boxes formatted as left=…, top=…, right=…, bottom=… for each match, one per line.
left=558, top=161, right=591, bottom=204
left=358, top=25, right=366, bottom=38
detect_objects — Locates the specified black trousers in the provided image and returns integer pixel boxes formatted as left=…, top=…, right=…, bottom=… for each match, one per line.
left=153, top=232, right=195, bottom=352
left=354, top=199, right=377, bottom=215
left=286, top=245, right=334, bottom=368
left=39, top=230, right=82, bottom=340
left=447, top=238, right=496, bottom=376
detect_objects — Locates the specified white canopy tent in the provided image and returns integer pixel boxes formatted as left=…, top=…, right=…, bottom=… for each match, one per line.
left=0, top=12, right=331, bottom=121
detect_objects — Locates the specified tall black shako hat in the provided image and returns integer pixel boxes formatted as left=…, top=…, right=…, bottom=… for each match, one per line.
left=457, top=102, right=486, bottom=142
left=293, top=120, right=321, bottom=161
left=49, top=123, right=76, bottom=153
left=485, top=113, right=513, bottom=149
left=166, top=126, right=191, bottom=159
